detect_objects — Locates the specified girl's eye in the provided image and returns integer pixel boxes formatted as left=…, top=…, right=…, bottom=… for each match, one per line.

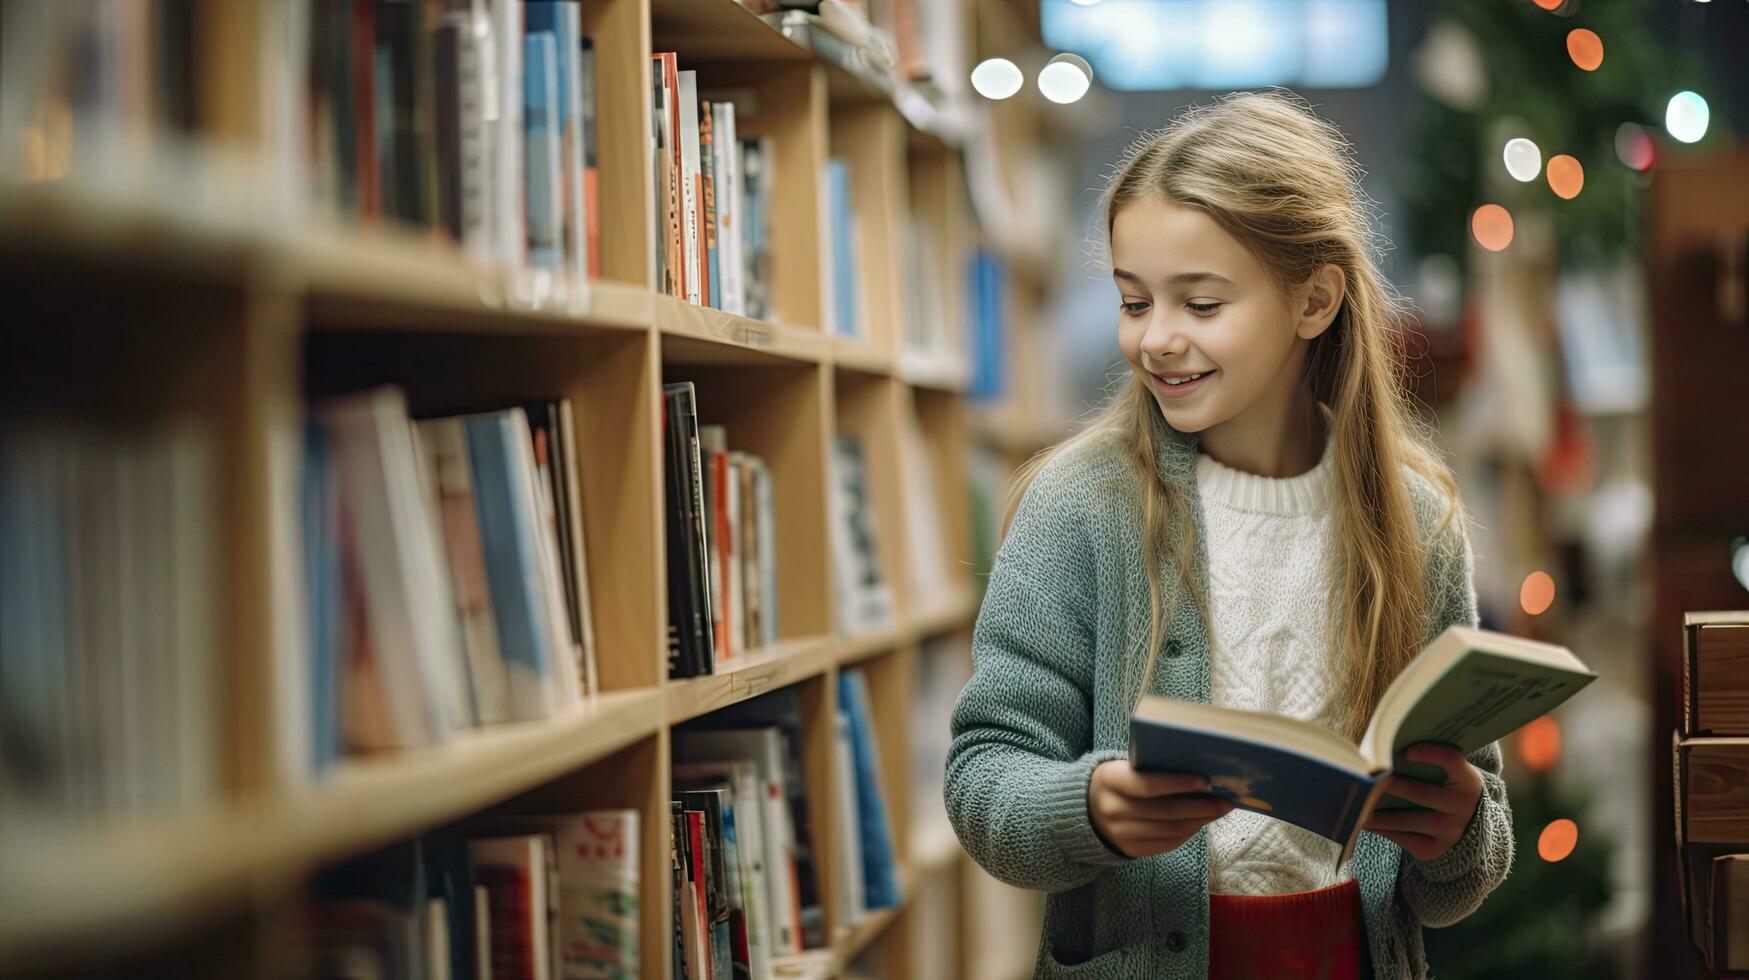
left=1187, top=302, right=1222, bottom=315
left=1121, top=301, right=1151, bottom=316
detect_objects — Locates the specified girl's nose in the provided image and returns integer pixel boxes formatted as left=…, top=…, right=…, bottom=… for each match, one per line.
left=1140, top=313, right=1189, bottom=361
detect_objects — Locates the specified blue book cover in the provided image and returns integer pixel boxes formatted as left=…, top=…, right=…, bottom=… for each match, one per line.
left=302, top=423, right=343, bottom=774
left=523, top=32, right=563, bottom=270
left=826, top=158, right=859, bottom=338
left=839, top=669, right=900, bottom=909
left=968, top=249, right=1006, bottom=401
left=463, top=411, right=556, bottom=719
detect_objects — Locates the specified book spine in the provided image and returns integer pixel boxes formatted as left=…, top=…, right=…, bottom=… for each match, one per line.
left=523, top=32, right=563, bottom=272
left=677, top=70, right=703, bottom=307
left=661, top=391, right=693, bottom=678
left=699, top=99, right=720, bottom=310
left=580, top=37, right=600, bottom=279
left=673, top=385, right=715, bottom=673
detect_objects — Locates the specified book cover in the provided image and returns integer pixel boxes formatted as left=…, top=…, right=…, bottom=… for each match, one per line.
left=663, top=383, right=715, bottom=676
left=838, top=669, right=900, bottom=909
left=677, top=69, right=705, bottom=306
left=680, top=789, right=740, bottom=980
left=673, top=762, right=772, bottom=979
left=549, top=810, right=640, bottom=980
left=522, top=32, right=563, bottom=274
left=830, top=710, right=866, bottom=925
left=662, top=390, right=698, bottom=678
left=580, top=37, right=601, bottom=278
left=699, top=99, right=721, bottom=309
left=825, top=158, right=859, bottom=338
left=525, top=2, right=589, bottom=287
left=683, top=810, right=712, bottom=979
left=469, top=835, right=555, bottom=980
left=1130, top=625, right=1596, bottom=869
left=712, top=102, right=744, bottom=317
left=1685, top=612, right=1749, bottom=736
left=698, top=426, right=728, bottom=667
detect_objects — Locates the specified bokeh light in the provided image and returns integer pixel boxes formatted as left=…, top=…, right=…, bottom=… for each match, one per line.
left=1471, top=204, right=1514, bottom=252
left=1038, top=54, right=1093, bottom=105
left=970, top=58, right=1023, bottom=100
left=1666, top=90, right=1710, bottom=144
left=1538, top=818, right=1579, bottom=862
left=1533, top=0, right=1563, bottom=9
left=1566, top=29, right=1603, bottom=71
left=1547, top=154, right=1584, bottom=199
left=1503, top=138, right=1542, bottom=182
left=1614, top=122, right=1656, bottom=171
left=1521, top=570, right=1556, bottom=615
left=1519, top=716, right=1562, bottom=771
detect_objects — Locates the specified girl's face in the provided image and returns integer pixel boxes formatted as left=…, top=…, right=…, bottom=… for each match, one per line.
left=1111, top=196, right=1335, bottom=440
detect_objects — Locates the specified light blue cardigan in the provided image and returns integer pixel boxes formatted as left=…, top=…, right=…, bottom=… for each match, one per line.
left=945, top=409, right=1514, bottom=978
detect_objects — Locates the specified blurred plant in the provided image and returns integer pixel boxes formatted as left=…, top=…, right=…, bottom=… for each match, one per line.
left=1403, top=0, right=1722, bottom=275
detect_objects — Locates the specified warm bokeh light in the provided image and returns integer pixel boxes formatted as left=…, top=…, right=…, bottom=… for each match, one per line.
left=1521, top=570, right=1556, bottom=615
left=1471, top=204, right=1514, bottom=252
left=1566, top=29, right=1603, bottom=71
left=1503, top=138, right=1542, bottom=182
left=1533, top=0, right=1563, bottom=9
left=1614, top=122, right=1656, bottom=171
left=1547, top=154, right=1584, bottom=199
left=970, top=58, right=1023, bottom=100
left=1519, top=716, right=1562, bottom=771
left=1539, top=819, right=1579, bottom=862
left=1666, top=90, right=1710, bottom=144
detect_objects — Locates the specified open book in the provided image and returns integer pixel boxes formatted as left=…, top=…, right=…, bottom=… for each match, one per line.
left=1130, top=625, right=1597, bottom=869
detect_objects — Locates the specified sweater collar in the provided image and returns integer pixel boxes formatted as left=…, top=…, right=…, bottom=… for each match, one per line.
left=1147, top=402, right=1201, bottom=489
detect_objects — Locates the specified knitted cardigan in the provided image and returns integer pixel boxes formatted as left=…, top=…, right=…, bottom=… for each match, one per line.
left=944, top=408, right=1514, bottom=979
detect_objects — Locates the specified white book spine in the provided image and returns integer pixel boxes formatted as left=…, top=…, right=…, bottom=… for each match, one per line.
left=678, top=70, right=704, bottom=307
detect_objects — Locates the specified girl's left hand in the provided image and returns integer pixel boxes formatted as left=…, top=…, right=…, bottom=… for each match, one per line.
left=1359, top=743, right=1484, bottom=862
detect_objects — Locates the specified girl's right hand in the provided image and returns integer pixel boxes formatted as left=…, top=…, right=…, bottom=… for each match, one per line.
left=1088, top=759, right=1237, bottom=858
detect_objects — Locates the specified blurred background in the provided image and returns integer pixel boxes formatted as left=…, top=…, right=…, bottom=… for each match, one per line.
left=2, top=0, right=1747, bottom=978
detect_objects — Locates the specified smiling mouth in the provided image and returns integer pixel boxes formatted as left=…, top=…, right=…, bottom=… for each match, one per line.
left=1156, top=370, right=1215, bottom=386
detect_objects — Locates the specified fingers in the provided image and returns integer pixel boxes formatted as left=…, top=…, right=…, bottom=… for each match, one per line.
left=1381, top=773, right=1449, bottom=809
left=1104, top=764, right=1212, bottom=799
left=1400, top=743, right=1466, bottom=779
left=1362, top=807, right=1445, bottom=835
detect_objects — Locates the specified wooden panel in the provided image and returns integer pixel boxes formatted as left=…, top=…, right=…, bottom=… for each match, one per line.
left=651, top=0, right=812, bottom=61
left=1691, top=619, right=1749, bottom=736
left=585, top=0, right=657, bottom=287
left=915, top=389, right=973, bottom=589
left=1682, top=738, right=1749, bottom=843
left=796, top=672, right=843, bottom=938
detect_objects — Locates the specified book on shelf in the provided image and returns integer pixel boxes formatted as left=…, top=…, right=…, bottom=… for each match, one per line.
left=825, top=157, right=862, bottom=339
left=525, top=2, right=591, bottom=290
left=672, top=727, right=811, bottom=956
left=1130, top=625, right=1596, bottom=869
left=522, top=29, right=564, bottom=285
left=830, top=708, right=866, bottom=926
left=830, top=433, right=895, bottom=634
left=839, top=668, right=900, bottom=911
left=652, top=52, right=683, bottom=300
left=1683, top=611, right=1749, bottom=736
left=481, top=811, right=642, bottom=980
left=306, top=388, right=596, bottom=765
left=673, top=760, right=775, bottom=978
left=1705, top=852, right=1749, bottom=973
left=675, top=804, right=712, bottom=980
left=967, top=248, right=1007, bottom=402
left=663, top=382, right=717, bottom=678
left=1675, top=735, right=1749, bottom=844
left=677, top=69, right=705, bottom=308
left=0, top=419, right=219, bottom=817
left=739, top=135, right=775, bottom=322
left=699, top=99, right=722, bottom=310
left=469, top=834, right=557, bottom=980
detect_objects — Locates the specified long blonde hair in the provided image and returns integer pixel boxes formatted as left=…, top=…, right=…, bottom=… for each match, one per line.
left=1007, top=90, right=1459, bottom=744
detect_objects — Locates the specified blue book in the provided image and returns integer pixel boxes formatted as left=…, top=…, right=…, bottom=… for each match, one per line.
left=527, top=3, right=588, bottom=282
left=968, top=249, right=1006, bottom=401
left=463, top=410, right=559, bottom=720
left=302, top=423, right=342, bottom=774
left=826, top=158, right=859, bottom=338
left=838, top=669, right=899, bottom=909
left=523, top=32, right=563, bottom=270
left=1130, top=625, right=1595, bottom=870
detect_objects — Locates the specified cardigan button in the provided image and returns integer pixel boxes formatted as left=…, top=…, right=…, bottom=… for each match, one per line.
left=1164, top=639, right=1184, bottom=659
left=1165, top=931, right=1187, bottom=952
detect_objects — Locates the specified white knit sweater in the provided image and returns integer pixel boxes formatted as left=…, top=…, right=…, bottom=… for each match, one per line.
left=1195, top=444, right=1356, bottom=896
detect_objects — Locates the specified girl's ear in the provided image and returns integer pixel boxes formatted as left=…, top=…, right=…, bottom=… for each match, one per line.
left=1293, top=263, right=1346, bottom=341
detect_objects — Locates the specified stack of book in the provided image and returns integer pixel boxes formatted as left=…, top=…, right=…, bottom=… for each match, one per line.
left=305, top=387, right=597, bottom=767
left=287, top=810, right=639, bottom=979
left=649, top=53, right=773, bottom=320
left=0, top=420, right=218, bottom=821
left=829, top=433, right=894, bottom=635
left=306, top=0, right=600, bottom=293
left=671, top=722, right=819, bottom=977
left=664, top=382, right=781, bottom=680
left=1674, top=611, right=1749, bottom=975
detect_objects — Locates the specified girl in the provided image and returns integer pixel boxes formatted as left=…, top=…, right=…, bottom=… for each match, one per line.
left=944, top=90, right=1513, bottom=979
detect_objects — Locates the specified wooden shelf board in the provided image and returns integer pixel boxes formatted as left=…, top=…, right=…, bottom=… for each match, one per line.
left=833, top=903, right=904, bottom=970
left=667, top=636, right=836, bottom=723
left=771, top=949, right=836, bottom=979
left=0, top=689, right=663, bottom=970
left=651, top=0, right=810, bottom=62
left=831, top=336, right=898, bottom=377
left=656, top=294, right=827, bottom=366
left=897, top=350, right=970, bottom=393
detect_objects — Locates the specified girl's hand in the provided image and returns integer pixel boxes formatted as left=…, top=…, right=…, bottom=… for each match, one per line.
left=1360, top=743, right=1485, bottom=862
left=1088, top=759, right=1237, bottom=858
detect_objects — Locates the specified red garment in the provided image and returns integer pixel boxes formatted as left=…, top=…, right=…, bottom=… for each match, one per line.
left=1208, top=878, right=1366, bottom=979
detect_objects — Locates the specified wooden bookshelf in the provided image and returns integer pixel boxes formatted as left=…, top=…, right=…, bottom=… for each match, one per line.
left=0, top=0, right=1048, bottom=973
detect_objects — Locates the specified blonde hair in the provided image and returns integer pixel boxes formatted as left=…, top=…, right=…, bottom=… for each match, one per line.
left=1007, top=90, right=1459, bottom=744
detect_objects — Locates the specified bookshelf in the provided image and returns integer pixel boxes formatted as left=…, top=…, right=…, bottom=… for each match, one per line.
left=0, top=0, right=1041, bottom=976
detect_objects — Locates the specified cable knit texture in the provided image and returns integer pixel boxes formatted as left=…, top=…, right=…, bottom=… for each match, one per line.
left=1197, top=445, right=1357, bottom=897
left=945, top=407, right=1513, bottom=979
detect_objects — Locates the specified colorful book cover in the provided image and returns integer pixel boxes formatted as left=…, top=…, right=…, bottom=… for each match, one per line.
left=838, top=669, right=899, bottom=909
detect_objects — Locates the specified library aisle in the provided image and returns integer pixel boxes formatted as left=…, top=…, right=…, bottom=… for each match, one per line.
left=1, top=1, right=1746, bottom=979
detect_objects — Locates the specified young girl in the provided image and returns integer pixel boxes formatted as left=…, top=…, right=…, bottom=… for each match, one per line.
left=945, top=90, right=1514, bottom=979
